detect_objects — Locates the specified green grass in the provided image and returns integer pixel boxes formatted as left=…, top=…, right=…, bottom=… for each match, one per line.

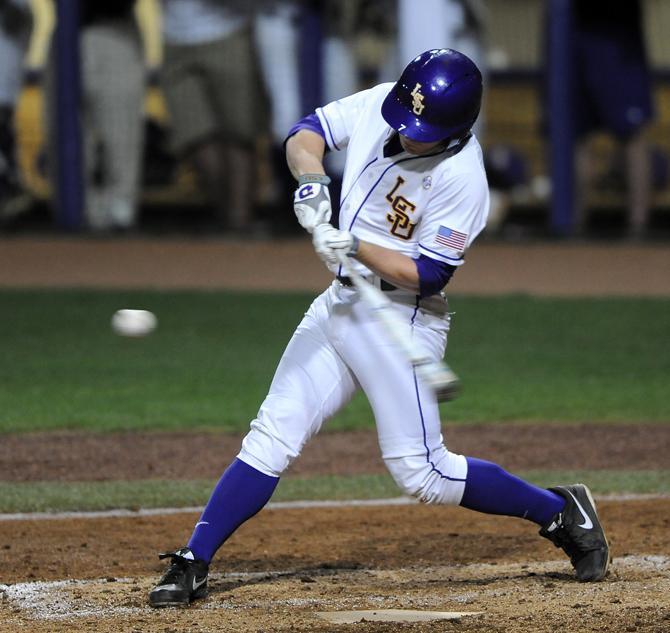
left=0, top=289, right=668, bottom=433
left=0, top=471, right=666, bottom=513
left=445, top=295, right=670, bottom=423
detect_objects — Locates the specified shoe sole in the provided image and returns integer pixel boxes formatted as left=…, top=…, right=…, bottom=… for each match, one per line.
left=149, top=600, right=190, bottom=609
left=149, top=586, right=208, bottom=608
left=578, top=483, right=611, bottom=581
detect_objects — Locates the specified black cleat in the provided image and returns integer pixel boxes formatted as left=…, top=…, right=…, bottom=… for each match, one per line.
left=539, top=484, right=610, bottom=582
left=148, top=547, right=209, bottom=607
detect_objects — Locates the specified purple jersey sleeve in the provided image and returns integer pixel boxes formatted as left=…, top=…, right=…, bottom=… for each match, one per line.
left=284, top=113, right=326, bottom=147
left=414, top=254, right=457, bottom=297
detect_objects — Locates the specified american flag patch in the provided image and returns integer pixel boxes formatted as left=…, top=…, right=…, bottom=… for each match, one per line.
left=434, top=225, right=468, bottom=251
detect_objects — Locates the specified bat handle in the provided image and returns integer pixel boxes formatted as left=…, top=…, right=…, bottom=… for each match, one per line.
left=336, top=250, right=357, bottom=279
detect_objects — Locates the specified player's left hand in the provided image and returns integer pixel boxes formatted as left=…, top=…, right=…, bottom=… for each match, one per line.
left=312, top=224, right=359, bottom=266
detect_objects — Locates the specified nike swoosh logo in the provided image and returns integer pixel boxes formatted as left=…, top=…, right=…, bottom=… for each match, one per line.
left=566, top=490, right=594, bottom=529
left=195, top=521, right=209, bottom=528
left=192, top=576, right=207, bottom=591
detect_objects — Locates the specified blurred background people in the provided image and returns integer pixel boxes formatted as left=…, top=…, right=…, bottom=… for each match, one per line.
left=0, top=0, right=32, bottom=223
left=6, top=0, right=669, bottom=238
left=44, top=0, right=145, bottom=233
left=161, top=0, right=270, bottom=235
left=253, top=0, right=302, bottom=231
left=254, top=1, right=301, bottom=150
left=79, top=0, right=145, bottom=233
left=570, top=0, right=655, bottom=239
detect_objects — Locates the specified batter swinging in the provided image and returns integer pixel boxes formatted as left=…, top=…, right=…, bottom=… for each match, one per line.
left=149, top=49, right=609, bottom=608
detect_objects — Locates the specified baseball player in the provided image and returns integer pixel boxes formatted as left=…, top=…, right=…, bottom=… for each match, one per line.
left=149, top=49, right=609, bottom=608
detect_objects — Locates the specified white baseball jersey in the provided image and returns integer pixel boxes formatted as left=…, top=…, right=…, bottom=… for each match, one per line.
left=316, top=83, right=490, bottom=276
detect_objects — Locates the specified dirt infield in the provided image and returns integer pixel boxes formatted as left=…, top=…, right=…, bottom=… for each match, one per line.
left=1, top=424, right=669, bottom=482
left=0, top=424, right=668, bottom=632
left=0, top=237, right=669, bottom=295
left=0, top=499, right=669, bottom=633
left=0, top=239, right=668, bottom=631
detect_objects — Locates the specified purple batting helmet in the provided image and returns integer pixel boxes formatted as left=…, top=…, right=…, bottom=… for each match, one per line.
left=382, top=49, right=483, bottom=143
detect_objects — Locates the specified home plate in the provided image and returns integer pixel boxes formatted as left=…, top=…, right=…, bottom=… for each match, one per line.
left=316, top=609, right=483, bottom=624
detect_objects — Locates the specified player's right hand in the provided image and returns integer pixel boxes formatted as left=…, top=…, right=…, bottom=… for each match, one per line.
left=293, top=174, right=332, bottom=234
left=312, top=223, right=357, bottom=267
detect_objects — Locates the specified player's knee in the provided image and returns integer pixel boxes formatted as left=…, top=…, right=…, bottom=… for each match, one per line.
left=384, top=450, right=467, bottom=505
left=384, top=459, right=426, bottom=499
left=237, top=410, right=310, bottom=477
left=238, top=422, right=295, bottom=477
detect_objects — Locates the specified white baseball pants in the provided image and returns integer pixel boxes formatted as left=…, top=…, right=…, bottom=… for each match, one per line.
left=239, top=281, right=468, bottom=505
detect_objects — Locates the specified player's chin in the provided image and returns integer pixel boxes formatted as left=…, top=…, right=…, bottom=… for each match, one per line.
left=403, top=144, right=423, bottom=155
left=399, top=135, right=442, bottom=155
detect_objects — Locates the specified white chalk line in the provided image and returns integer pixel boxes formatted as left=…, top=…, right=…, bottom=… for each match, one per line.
left=0, top=492, right=667, bottom=522
left=1, top=556, right=667, bottom=622
left=0, top=497, right=418, bottom=522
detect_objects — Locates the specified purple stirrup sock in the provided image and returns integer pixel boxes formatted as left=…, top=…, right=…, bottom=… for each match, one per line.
left=460, top=457, right=565, bottom=525
left=188, top=458, right=279, bottom=563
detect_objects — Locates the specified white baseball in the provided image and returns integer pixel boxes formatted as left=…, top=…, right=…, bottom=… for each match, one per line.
left=111, top=309, right=157, bottom=337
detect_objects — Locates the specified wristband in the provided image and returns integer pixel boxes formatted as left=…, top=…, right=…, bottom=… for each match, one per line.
left=298, top=173, right=331, bottom=186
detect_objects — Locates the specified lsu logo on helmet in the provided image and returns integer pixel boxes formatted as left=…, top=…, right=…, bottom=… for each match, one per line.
left=410, top=83, right=426, bottom=115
